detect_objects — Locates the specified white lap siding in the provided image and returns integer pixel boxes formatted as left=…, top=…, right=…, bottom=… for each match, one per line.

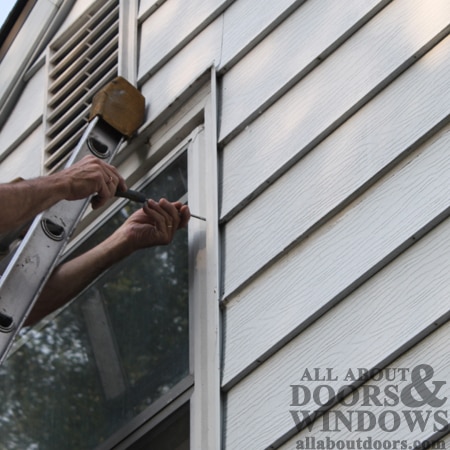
left=218, top=0, right=450, bottom=448
left=0, top=0, right=448, bottom=448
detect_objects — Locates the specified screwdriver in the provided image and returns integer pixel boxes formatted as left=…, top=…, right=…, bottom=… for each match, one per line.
left=115, top=189, right=206, bottom=221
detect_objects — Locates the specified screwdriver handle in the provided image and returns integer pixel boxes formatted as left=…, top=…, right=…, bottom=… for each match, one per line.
left=115, top=189, right=147, bottom=203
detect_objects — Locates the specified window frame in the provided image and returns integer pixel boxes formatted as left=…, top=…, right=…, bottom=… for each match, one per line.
left=118, top=0, right=139, bottom=85
left=0, top=0, right=221, bottom=440
left=76, top=71, right=221, bottom=450
left=186, top=72, right=222, bottom=450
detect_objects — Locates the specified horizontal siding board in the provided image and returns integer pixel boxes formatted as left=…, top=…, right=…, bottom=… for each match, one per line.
left=138, top=0, right=167, bottom=19
left=219, top=0, right=450, bottom=220
left=218, top=0, right=308, bottom=73
left=138, top=0, right=235, bottom=81
left=222, top=33, right=450, bottom=298
left=219, top=0, right=386, bottom=143
left=222, top=35, right=450, bottom=300
left=138, top=0, right=310, bottom=82
left=0, top=66, right=45, bottom=158
left=139, top=0, right=318, bottom=98
left=0, top=0, right=56, bottom=120
left=138, top=0, right=318, bottom=123
left=224, top=215, right=450, bottom=448
left=223, top=121, right=450, bottom=388
left=0, top=127, right=43, bottom=182
left=277, top=323, right=450, bottom=448
left=140, top=21, right=222, bottom=126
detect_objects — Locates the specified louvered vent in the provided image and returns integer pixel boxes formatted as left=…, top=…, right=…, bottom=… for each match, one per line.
left=44, top=0, right=119, bottom=172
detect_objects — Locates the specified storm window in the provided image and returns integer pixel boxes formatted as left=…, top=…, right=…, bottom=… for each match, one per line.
left=0, top=146, right=191, bottom=449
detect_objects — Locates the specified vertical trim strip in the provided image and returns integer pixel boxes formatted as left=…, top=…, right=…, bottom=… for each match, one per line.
left=189, top=67, right=222, bottom=449
left=119, top=0, right=139, bottom=85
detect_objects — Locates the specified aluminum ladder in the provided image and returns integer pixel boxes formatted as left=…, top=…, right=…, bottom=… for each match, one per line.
left=0, top=76, right=145, bottom=364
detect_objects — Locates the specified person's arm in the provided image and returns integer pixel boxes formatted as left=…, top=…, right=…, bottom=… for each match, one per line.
left=25, top=198, right=190, bottom=326
left=0, top=155, right=127, bottom=233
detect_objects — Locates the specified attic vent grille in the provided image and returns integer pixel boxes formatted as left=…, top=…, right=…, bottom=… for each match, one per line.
left=44, top=0, right=119, bottom=173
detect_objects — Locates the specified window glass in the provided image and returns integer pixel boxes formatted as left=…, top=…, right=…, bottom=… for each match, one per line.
left=0, top=153, right=189, bottom=449
left=128, top=402, right=190, bottom=450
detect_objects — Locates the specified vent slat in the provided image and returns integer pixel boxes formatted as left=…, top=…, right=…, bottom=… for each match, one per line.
left=45, top=0, right=119, bottom=172
left=46, top=65, right=117, bottom=140
left=45, top=127, right=86, bottom=165
left=45, top=113, right=88, bottom=157
left=49, top=42, right=118, bottom=107
left=48, top=50, right=118, bottom=121
left=47, top=155, right=71, bottom=174
left=49, top=14, right=119, bottom=82
left=47, top=102, right=89, bottom=139
left=49, top=34, right=118, bottom=93
left=50, top=0, right=118, bottom=64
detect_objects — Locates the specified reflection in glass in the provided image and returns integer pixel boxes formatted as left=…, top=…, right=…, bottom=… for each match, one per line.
left=0, top=153, right=189, bottom=449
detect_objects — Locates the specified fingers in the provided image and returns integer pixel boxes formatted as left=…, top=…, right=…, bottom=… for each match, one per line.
left=158, top=199, right=191, bottom=230
left=143, top=199, right=179, bottom=229
left=76, top=157, right=126, bottom=209
left=115, top=198, right=192, bottom=251
left=142, top=198, right=191, bottom=242
left=63, top=155, right=126, bottom=203
left=103, top=166, right=127, bottom=193
left=178, top=204, right=191, bottom=228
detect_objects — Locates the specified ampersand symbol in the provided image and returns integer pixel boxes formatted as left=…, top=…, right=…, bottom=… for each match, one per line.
left=401, top=364, right=447, bottom=408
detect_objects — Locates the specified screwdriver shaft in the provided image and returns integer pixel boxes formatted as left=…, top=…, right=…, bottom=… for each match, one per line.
left=115, top=189, right=206, bottom=221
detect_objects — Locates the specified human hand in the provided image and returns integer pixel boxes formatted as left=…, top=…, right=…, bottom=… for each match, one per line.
left=58, top=155, right=127, bottom=209
left=119, top=198, right=190, bottom=251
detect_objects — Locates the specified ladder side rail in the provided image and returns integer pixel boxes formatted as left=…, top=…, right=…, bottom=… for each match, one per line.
left=0, top=118, right=124, bottom=364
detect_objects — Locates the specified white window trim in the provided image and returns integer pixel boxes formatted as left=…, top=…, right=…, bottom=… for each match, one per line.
left=188, top=69, right=222, bottom=450
left=119, top=0, right=139, bottom=85
left=87, top=69, right=222, bottom=449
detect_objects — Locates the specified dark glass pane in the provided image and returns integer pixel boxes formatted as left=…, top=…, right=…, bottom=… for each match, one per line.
left=129, top=402, right=190, bottom=450
left=0, top=153, right=189, bottom=449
